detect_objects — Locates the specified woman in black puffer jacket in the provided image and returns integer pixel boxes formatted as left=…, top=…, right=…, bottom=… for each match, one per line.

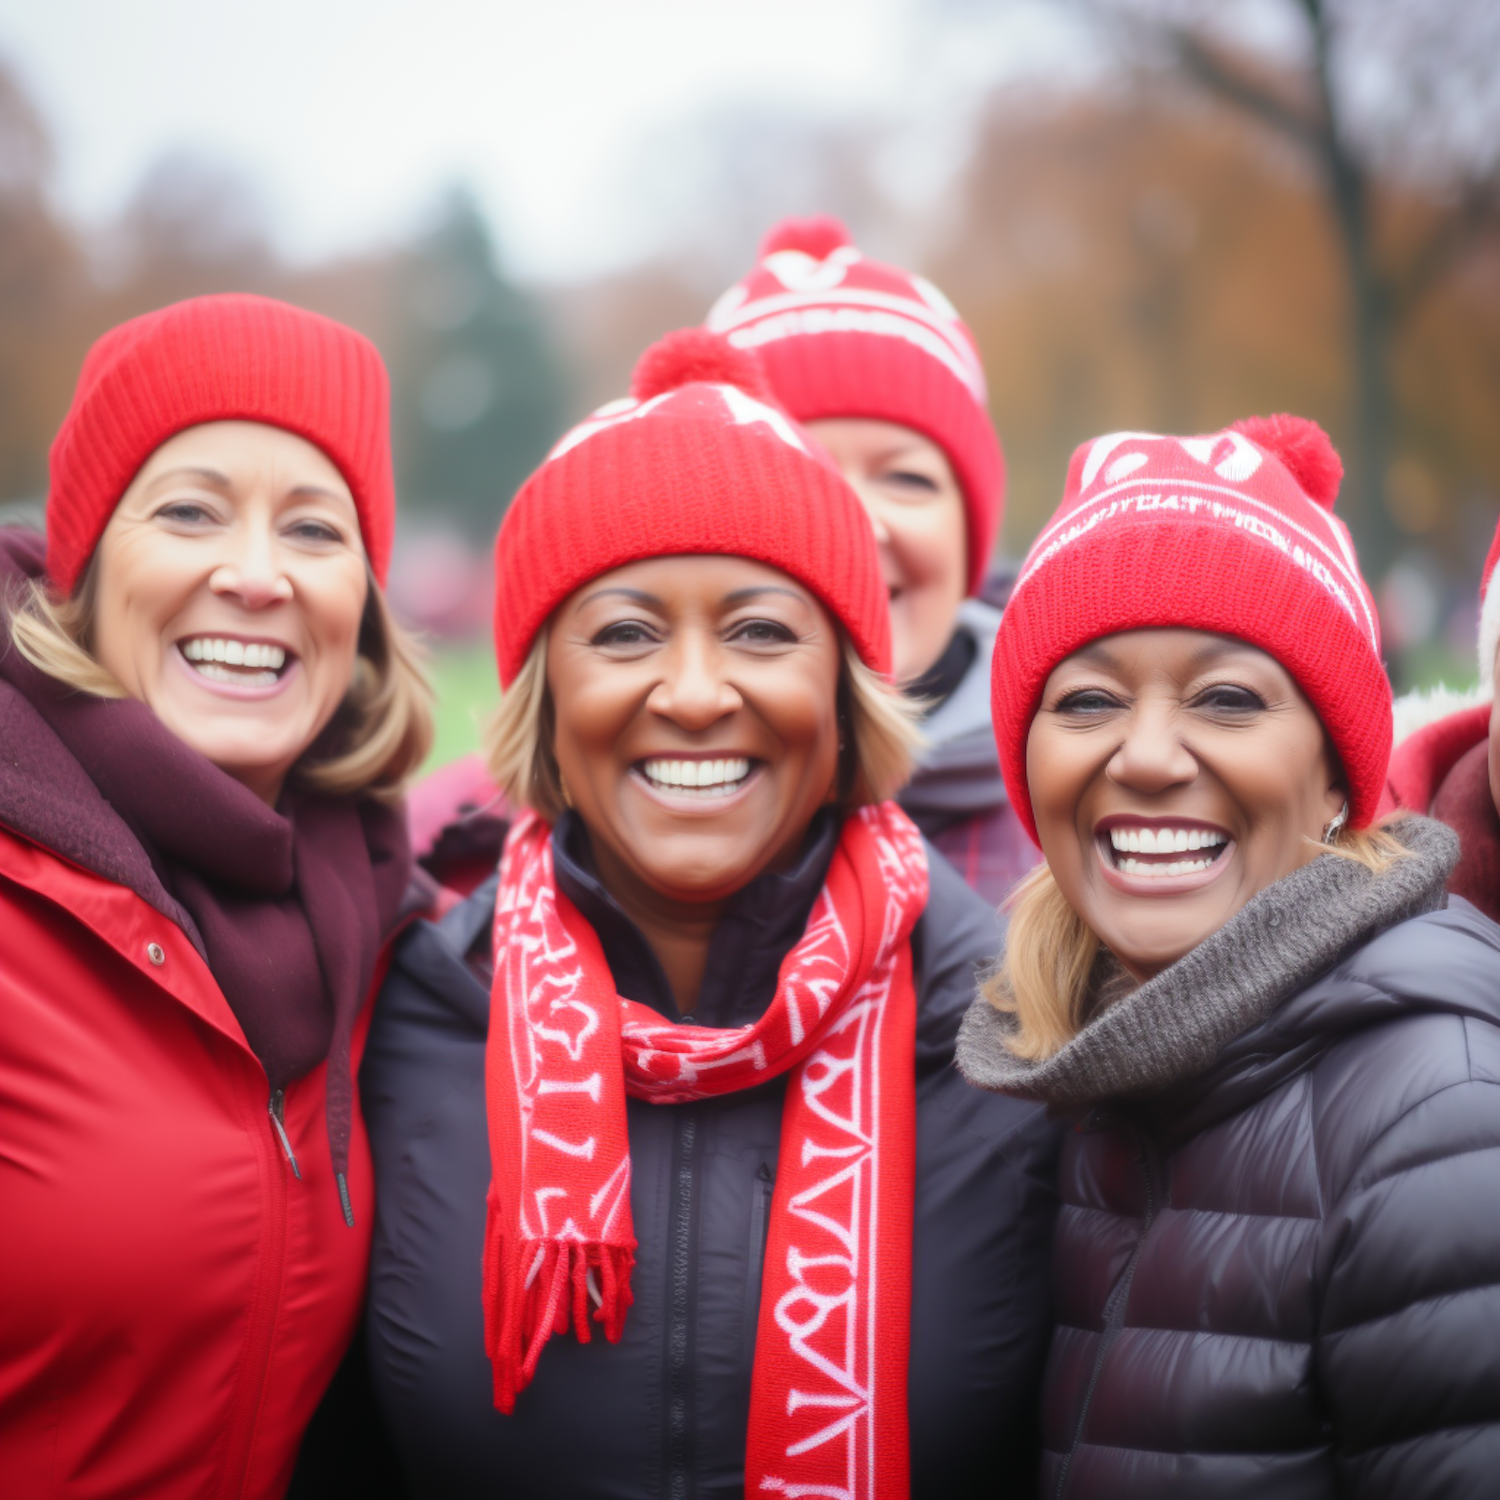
left=957, top=416, right=1500, bottom=1498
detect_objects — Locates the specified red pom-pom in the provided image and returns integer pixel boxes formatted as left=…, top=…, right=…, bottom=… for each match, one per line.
left=1231, top=414, right=1343, bottom=509
left=629, top=327, right=774, bottom=404
left=757, top=215, right=853, bottom=263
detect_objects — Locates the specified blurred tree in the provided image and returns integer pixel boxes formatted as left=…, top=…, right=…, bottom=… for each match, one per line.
left=0, top=59, right=85, bottom=510
left=1078, top=0, right=1500, bottom=576
left=389, top=190, right=567, bottom=541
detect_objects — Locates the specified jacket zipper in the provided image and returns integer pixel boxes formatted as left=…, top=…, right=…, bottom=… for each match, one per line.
left=744, top=1163, right=774, bottom=1367
left=213, top=1079, right=297, bottom=1499
left=665, top=1112, right=699, bottom=1500
left=1054, top=1122, right=1160, bottom=1500
left=268, top=1087, right=301, bottom=1178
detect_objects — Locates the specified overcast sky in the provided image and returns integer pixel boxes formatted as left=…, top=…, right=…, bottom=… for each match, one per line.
left=0, top=0, right=1088, bottom=281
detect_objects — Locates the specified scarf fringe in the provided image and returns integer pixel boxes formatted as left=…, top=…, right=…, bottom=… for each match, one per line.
left=482, top=1195, right=635, bottom=1413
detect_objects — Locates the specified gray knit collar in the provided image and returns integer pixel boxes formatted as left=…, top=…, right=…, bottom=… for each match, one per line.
left=956, top=815, right=1459, bottom=1110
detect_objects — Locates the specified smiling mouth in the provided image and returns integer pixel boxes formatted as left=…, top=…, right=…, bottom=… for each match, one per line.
left=1102, top=823, right=1230, bottom=879
left=178, top=635, right=294, bottom=688
left=637, top=756, right=756, bottom=799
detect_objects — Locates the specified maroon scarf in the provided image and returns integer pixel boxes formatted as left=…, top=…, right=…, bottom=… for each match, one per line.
left=1432, top=739, right=1500, bottom=924
left=0, top=528, right=409, bottom=1216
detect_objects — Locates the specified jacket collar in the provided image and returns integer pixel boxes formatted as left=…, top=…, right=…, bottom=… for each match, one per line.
left=552, top=808, right=840, bottom=1026
left=957, top=815, right=1458, bottom=1117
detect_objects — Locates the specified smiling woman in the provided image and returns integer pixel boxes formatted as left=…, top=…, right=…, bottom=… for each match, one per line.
left=0, top=294, right=430, bottom=1500
left=357, top=329, right=1062, bottom=1500
left=956, top=416, right=1500, bottom=1499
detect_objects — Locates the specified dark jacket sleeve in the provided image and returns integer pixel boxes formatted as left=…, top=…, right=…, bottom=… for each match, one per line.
left=907, top=842, right=1062, bottom=1497
left=1315, top=998, right=1500, bottom=1497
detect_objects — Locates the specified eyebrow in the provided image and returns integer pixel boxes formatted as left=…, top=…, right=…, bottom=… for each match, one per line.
left=577, top=586, right=664, bottom=609
left=722, top=586, right=809, bottom=606
left=287, top=484, right=354, bottom=505
left=148, top=465, right=233, bottom=491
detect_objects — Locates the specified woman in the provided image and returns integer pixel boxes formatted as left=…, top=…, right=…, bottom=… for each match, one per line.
left=408, top=217, right=1039, bottom=909
left=956, top=416, right=1500, bottom=1497
left=0, top=293, right=431, bottom=1499
left=705, top=215, right=1038, bottom=905
left=361, top=330, right=1060, bottom=1499
left=1386, top=519, right=1500, bottom=921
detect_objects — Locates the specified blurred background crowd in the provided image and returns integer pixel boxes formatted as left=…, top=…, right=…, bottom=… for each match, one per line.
left=2, top=0, right=1497, bottom=767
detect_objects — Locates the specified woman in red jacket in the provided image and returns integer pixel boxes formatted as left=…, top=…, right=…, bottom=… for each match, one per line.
left=0, top=294, right=430, bottom=1499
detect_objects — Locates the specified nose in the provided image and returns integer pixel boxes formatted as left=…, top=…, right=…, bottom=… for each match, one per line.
left=645, top=631, right=742, bottom=730
left=1105, top=702, right=1199, bottom=795
left=846, top=478, right=892, bottom=548
left=209, top=520, right=293, bottom=610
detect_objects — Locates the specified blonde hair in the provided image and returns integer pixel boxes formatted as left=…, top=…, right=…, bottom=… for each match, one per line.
left=484, top=626, right=922, bottom=821
left=6, top=557, right=433, bottom=801
left=983, top=820, right=1414, bottom=1062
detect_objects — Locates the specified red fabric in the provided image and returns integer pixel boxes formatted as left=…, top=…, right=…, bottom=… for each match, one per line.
left=0, top=824, right=384, bottom=1499
left=992, top=419, right=1392, bottom=838
left=492, top=328, right=890, bottom=684
left=707, top=216, right=1003, bottom=595
left=1386, top=703, right=1500, bottom=923
left=48, top=293, right=395, bottom=591
left=482, top=804, right=927, bottom=1499
left=1387, top=703, right=1491, bottom=814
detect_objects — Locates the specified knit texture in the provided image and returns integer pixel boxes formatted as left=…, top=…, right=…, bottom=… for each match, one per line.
left=706, top=217, right=1003, bottom=595
left=48, top=293, right=395, bottom=590
left=492, top=328, right=891, bottom=683
left=483, top=804, right=926, bottom=1498
left=956, top=815, right=1457, bottom=1108
left=992, top=419, right=1392, bottom=836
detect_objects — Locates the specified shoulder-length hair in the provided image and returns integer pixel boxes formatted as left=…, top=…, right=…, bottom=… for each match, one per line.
left=483, top=624, right=922, bottom=823
left=7, top=556, right=433, bottom=800
left=982, top=821, right=1414, bottom=1061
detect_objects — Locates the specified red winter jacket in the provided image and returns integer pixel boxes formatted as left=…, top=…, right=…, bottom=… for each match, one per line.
left=0, top=822, right=386, bottom=1499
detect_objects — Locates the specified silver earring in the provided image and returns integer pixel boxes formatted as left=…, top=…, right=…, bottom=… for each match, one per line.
left=1322, top=801, right=1349, bottom=844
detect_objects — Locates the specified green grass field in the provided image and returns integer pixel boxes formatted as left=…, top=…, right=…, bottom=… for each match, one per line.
left=424, top=640, right=502, bottom=772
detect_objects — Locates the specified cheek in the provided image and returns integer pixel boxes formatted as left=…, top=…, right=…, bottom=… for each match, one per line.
left=760, top=668, right=841, bottom=776
left=886, top=507, right=965, bottom=593
left=299, top=569, right=368, bottom=691
left=93, top=543, right=195, bottom=677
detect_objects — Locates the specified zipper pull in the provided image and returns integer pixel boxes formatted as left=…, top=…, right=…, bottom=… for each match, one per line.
left=268, top=1089, right=302, bottom=1180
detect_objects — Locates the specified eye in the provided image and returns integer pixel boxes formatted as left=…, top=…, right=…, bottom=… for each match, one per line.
left=1053, top=687, right=1122, bottom=715
left=1193, top=683, right=1267, bottom=714
left=284, top=518, right=346, bottom=545
left=592, top=620, right=658, bottom=649
left=729, top=618, right=796, bottom=645
left=880, top=468, right=940, bottom=497
left=155, top=500, right=217, bottom=526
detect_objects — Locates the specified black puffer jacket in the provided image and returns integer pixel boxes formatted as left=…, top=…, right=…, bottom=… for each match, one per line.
left=958, top=817, right=1500, bottom=1499
left=361, top=811, right=1060, bottom=1499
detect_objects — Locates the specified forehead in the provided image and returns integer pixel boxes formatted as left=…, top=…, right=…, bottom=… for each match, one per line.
left=564, top=554, right=821, bottom=611
left=1057, top=628, right=1289, bottom=680
left=133, top=421, right=352, bottom=497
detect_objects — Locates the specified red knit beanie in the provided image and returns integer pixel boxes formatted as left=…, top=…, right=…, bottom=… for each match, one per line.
left=492, top=327, right=890, bottom=685
left=993, top=415, right=1391, bottom=839
left=48, top=293, right=395, bottom=592
left=706, top=216, right=1003, bottom=596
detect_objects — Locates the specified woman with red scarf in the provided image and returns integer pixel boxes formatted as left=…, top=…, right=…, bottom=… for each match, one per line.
left=359, top=330, right=1059, bottom=1498
left=0, top=294, right=430, bottom=1499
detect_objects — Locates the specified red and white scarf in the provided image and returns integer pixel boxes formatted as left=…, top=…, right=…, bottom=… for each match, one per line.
left=483, top=802, right=928, bottom=1499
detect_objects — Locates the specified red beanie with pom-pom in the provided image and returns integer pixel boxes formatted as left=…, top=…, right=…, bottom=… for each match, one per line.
left=992, top=416, right=1392, bottom=838
left=706, top=216, right=1003, bottom=595
left=47, top=293, right=396, bottom=591
left=491, top=327, right=891, bottom=684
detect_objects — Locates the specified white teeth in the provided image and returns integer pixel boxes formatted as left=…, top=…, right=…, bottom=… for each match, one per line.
left=181, top=638, right=288, bottom=673
left=1117, top=856, right=1213, bottom=878
left=188, top=661, right=280, bottom=687
left=641, top=757, right=752, bottom=795
left=1108, top=825, right=1227, bottom=853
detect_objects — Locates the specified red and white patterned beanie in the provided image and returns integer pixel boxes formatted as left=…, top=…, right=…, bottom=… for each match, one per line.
left=1478, top=525, right=1500, bottom=695
left=706, top=216, right=1003, bottom=596
left=491, top=327, right=891, bottom=685
left=992, top=415, right=1392, bottom=839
